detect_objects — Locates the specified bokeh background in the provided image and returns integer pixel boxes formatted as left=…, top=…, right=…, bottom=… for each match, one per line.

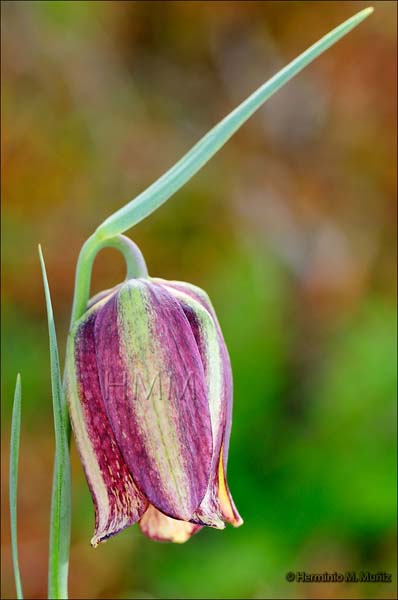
left=1, top=1, right=397, bottom=598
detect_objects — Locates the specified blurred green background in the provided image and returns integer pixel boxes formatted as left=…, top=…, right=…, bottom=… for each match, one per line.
left=1, top=1, right=397, bottom=599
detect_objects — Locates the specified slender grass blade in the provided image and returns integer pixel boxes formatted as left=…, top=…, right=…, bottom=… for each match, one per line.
left=38, top=245, right=71, bottom=600
left=9, top=373, right=23, bottom=600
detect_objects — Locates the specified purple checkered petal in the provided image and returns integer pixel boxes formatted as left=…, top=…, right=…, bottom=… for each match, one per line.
left=94, top=279, right=213, bottom=521
left=155, top=278, right=242, bottom=527
left=66, top=296, right=148, bottom=547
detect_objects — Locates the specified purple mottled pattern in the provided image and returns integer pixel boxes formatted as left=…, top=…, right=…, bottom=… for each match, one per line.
left=159, top=280, right=233, bottom=470
left=154, top=279, right=240, bottom=526
left=94, top=280, right=213, bottom=521
left=147, top=282, right=213, bottom=504
left=73, top=312, right=148, bottom=541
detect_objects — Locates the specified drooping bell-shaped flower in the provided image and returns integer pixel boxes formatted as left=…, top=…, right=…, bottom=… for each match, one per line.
left=65, top=276, right=242, bottom=545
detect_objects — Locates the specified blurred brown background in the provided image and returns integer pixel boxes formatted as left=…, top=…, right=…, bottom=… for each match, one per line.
left=1, top=1, right=397, bottom=599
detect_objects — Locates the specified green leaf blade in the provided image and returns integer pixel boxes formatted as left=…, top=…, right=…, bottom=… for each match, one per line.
left=96, top=7, right=373, bottom=239
left=9, top=373, right=24, bottom=600
left=38, top=245, right=71, bottom=600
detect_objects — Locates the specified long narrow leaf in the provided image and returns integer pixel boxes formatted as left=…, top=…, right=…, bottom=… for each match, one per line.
left=38, top=245, right=71, bottom=600
left=96, top=7, right=373, bottom=239
left=9, top=373, right=23, bottom=600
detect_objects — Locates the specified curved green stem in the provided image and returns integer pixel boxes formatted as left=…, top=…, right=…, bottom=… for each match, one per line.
left=45, top=233, right=147, bottom=599
left=105, top=235, right=149, bottom=280
left=95, top=7, right=373, bottom=240
left=70, top=233, right=148, bottom=326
